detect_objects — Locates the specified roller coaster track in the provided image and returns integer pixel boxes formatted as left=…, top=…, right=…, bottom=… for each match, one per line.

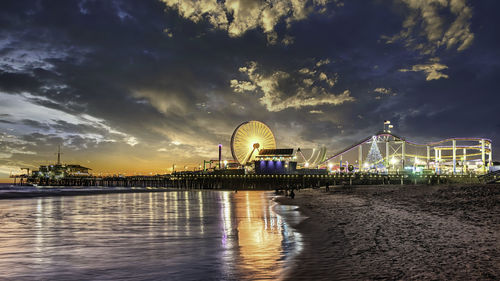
left=320, top=131, right=492, bottom=165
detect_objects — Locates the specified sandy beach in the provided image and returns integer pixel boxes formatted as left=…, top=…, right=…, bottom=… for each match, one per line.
left=277, top=184, right=500, bottom=280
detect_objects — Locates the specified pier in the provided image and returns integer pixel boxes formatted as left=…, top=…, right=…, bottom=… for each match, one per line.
left=10, top=173, right=482, bottom=189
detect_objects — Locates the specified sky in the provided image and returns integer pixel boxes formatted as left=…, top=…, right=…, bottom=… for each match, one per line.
left=0, top=0, right=499, bottom=180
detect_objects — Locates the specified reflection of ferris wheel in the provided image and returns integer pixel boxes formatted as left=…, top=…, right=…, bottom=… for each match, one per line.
left=231, top=121, right=276, bottom=165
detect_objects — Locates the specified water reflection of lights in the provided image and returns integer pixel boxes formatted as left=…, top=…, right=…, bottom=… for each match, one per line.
left=219, top=191, right=236, bottom=279
left=220, top=192, right=233, bottom=247
left=148, top=192, right=154, bottom=235
left=163, top=192, right=168, bottom=230
left=198, top=191, right=204, bottom=234
left=245, top=192, right=251, bottom=222
left=0, top=191, right=303, bottom=280
left=35, top=198, right=44, bottom=262
left=229, top=191, right=304, bottom=280
left=184, top=191, right=191, bottom=235
left=172, top=191, right=179, bottom=235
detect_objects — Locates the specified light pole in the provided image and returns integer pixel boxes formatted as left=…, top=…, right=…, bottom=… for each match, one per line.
left=218, top=144, right=222, bottom=170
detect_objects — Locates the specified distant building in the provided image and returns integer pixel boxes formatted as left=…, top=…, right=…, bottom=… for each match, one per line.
left=33, top=164, right=91, bottom=179
left=254, top=148, right=297, bottom=174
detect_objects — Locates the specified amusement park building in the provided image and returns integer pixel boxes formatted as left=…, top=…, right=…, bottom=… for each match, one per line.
left=254, top=149, right=297, bottom=174
left=320, top=132, right=493, bottom=175
left=227, top=120, right=493, bottom=175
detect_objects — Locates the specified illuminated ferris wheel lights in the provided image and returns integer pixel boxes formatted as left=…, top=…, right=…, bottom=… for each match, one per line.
left=230, top=121, right=276, bottom=165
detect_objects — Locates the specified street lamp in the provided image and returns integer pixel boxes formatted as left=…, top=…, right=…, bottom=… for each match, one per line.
left=383, top=120, right=390, bottom=132
left=390, top=157, right=398, bottom=171
left=390, top=157, right=398, bottom=165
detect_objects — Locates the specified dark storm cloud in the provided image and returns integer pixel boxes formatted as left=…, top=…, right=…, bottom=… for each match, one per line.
left=0, top=72, right=41, bottom=93
left=20, top=119, right=50, bottom=130
left=0, top=0, right=499, bottom=177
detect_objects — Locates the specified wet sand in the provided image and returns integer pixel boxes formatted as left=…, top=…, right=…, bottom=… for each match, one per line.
left=277, top=184, right=500, bottom=280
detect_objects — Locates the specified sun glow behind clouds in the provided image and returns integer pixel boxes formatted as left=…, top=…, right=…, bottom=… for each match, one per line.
left=160, top=0, right=334, bottom=44
left=231, top=61, right=354, bottom=111
left=399, top=59, right=449, bottom=81
left=386, top=0, right=474, bottom=54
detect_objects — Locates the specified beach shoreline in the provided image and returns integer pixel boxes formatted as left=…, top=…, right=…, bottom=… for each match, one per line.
left=0, top=185, right=283, bottom=200
left=0, top=186, right=186, bottom=199
left=275, top=184, right=500, bottom=280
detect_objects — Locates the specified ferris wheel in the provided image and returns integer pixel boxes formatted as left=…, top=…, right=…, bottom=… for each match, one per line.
left=231, top=121, right=276, bottom=165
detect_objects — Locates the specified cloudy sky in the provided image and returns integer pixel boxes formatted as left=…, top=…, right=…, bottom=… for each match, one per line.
left=0, top=0, right=498, bottom=180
